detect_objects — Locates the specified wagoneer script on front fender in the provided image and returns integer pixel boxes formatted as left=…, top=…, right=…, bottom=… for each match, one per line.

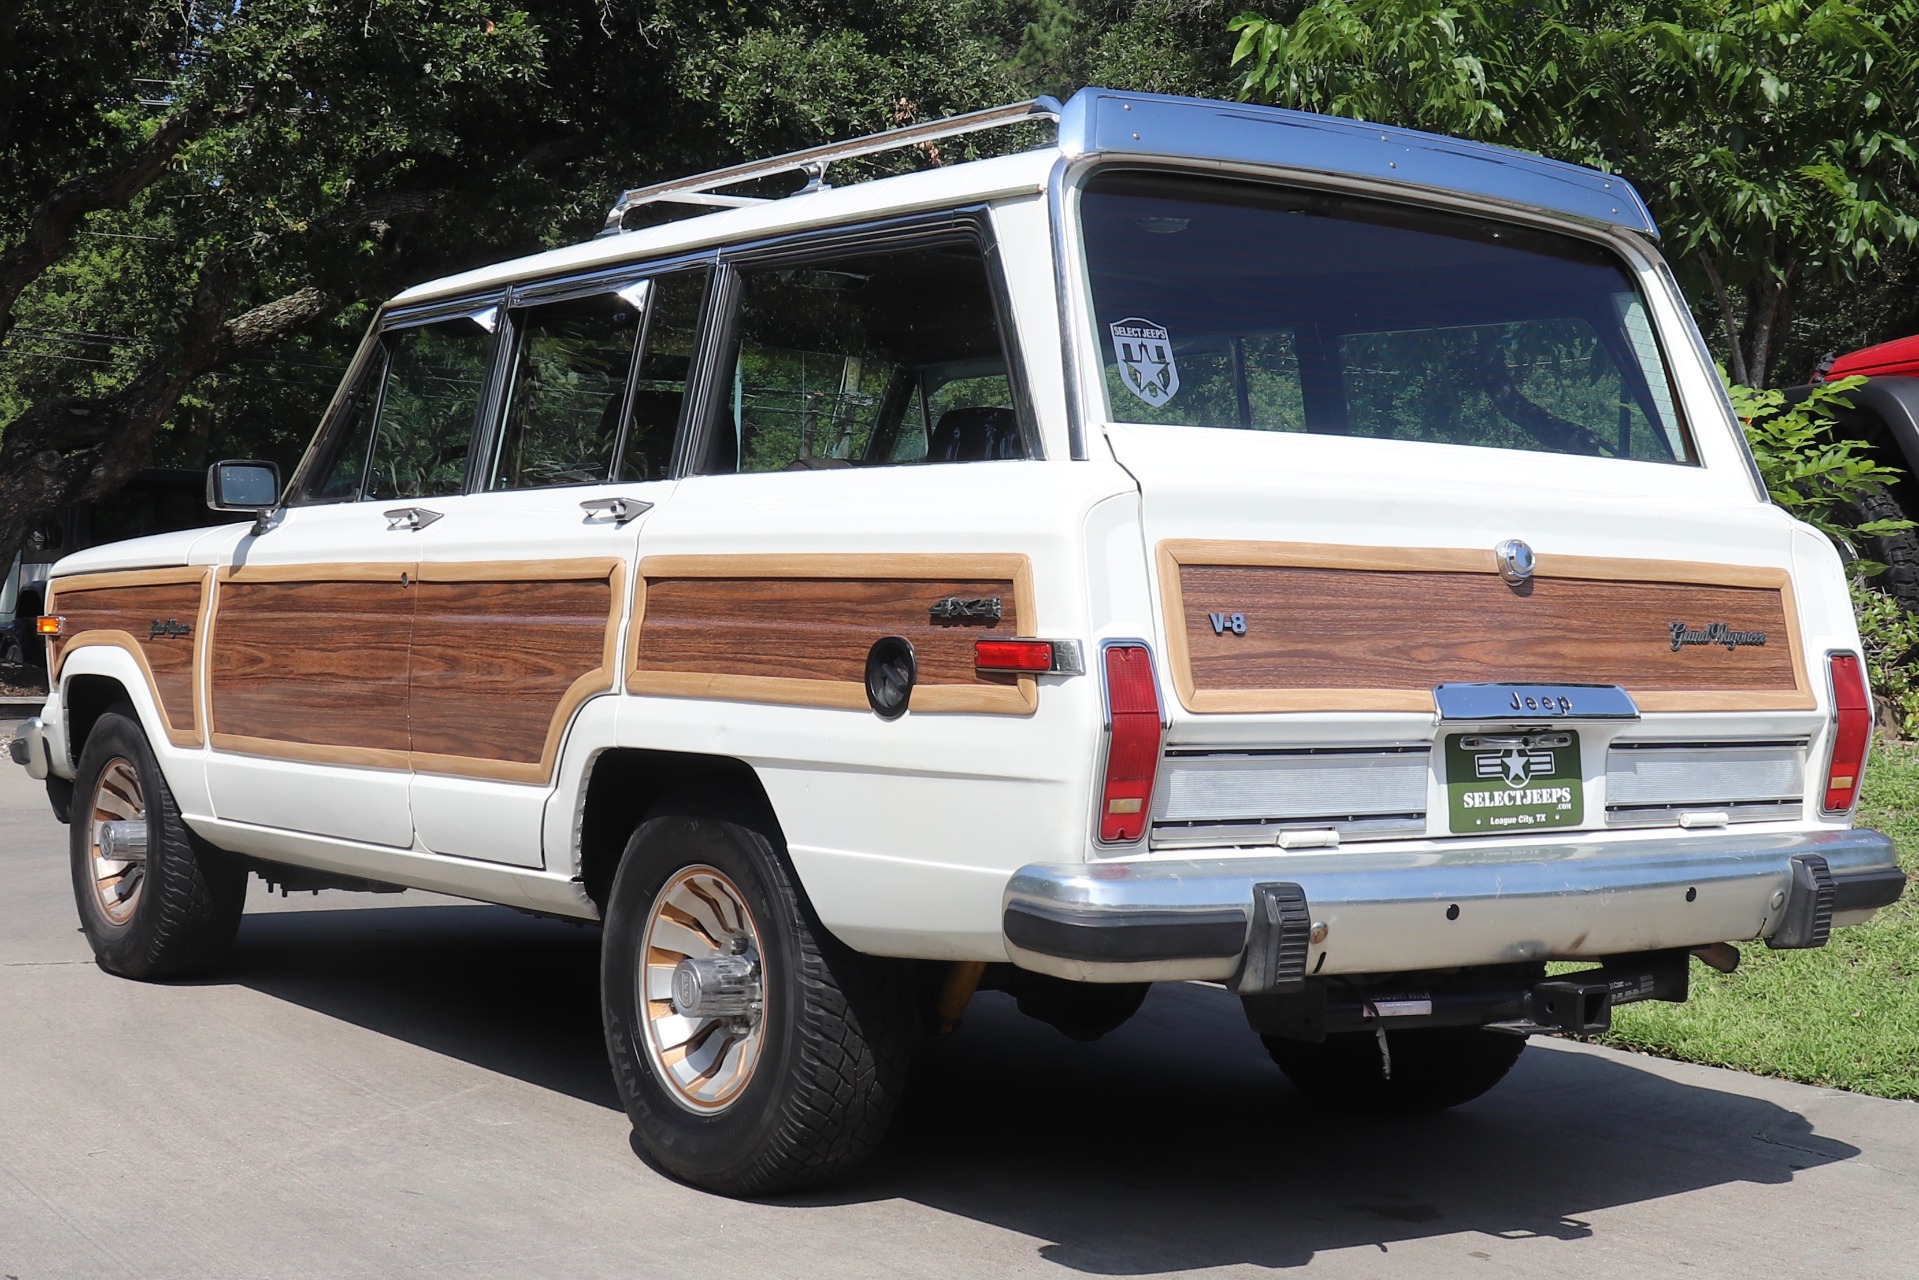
left=13, top=88, right=1906, bottom=1194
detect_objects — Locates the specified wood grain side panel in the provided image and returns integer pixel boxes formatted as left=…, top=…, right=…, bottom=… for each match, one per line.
left=209, top=576, right=414, bottom=752
left=46, top=573, right=208, bottom=746
left=629, top=555, right=1037, bottom=714
left=1164, top=543, right=1811, bottom=713
left=408, top=577, right=615, bottom=767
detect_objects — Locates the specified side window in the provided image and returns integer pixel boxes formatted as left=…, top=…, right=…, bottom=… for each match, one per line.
left=308, top=349, right=387, bottom=503
left=624, top=268, right=709, bottom=481
left=366, top=314, right=495, bottom=500
left=699, top=238, right=1022, bottom=474
left=488, top=289, right=643, bottom=491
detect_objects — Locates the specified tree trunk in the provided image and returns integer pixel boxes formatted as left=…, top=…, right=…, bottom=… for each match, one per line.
left=1739, top=245, right=1797, bottom=390
left=1695, top=250, right=1750, bottom=387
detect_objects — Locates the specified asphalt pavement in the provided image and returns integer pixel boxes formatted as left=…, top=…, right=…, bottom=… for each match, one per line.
left=4, top=719, right=1918, bottom=1278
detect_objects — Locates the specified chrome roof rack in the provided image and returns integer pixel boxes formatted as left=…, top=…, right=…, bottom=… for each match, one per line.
left=597, top=97, right=1063, bottom=237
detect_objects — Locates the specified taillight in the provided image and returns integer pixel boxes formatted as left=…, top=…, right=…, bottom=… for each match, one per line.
left=1099, top=643, right=1163, bottom=843
left=1823, top=652, right=1871, bottom=813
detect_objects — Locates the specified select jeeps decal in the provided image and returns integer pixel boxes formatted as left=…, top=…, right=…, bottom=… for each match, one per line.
left=1110, top=317, right=1179, bottom=408
left=1669, top=620, right=1768, bottom=651
left=1445, top=731, right=1583, bottom=834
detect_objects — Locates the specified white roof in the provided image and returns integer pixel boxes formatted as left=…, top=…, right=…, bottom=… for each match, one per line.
left=391, top=149, right=1057, bottom=307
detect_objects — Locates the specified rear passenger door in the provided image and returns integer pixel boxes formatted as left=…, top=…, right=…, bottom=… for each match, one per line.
left=205, top=301, right=499, bottom=847
left=405, top=264, right=710, bottom=865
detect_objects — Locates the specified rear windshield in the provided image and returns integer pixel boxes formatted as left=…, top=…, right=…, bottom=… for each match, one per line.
left=1079, top=172, right=1692, bottom=464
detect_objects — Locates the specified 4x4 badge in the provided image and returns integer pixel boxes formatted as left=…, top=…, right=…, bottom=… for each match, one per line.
left=929, top=596, right=1002, bottom=625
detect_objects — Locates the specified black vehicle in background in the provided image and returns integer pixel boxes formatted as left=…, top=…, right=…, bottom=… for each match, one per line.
left=1, top=469, right=229, bottom=668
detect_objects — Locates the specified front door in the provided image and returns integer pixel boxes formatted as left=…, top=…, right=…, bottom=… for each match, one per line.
left=204, top=304, right=499, bottom=847
left=404, top=267, right=707, bottom=864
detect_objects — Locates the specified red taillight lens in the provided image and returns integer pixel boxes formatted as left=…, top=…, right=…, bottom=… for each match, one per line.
left=1099, top=644, right=1163, bottom=843
left=1824, top=653, right=1871, bottom=813
left=975, top=639, right=1055, bottom=673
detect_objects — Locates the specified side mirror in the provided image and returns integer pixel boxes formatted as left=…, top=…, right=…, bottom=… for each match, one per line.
left=206, top=459, right=282, bottom=534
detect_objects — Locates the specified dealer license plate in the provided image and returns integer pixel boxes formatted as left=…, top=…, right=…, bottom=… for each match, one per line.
left=1444, top=731, right=1583, bottom=835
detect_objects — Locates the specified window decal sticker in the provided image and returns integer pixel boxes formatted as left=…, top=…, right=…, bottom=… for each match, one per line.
left=1110, top=317, right=1180, bottom=407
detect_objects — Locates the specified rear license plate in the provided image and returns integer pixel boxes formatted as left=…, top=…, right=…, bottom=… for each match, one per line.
left=1444, top=731, right=1583, bottom=834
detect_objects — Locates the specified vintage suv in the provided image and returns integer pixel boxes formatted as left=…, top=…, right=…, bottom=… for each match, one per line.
left=12, top=89, right=1908, bottom=1194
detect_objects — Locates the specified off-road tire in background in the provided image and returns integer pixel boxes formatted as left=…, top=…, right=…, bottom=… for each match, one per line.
left=1847, top=484, right=1919, bottom=617
left=601, top=805, right=913, bottom=1195
left=1262, top=1026, right=1527, bottom=1117
left=70, top=709, right=247, bottom=979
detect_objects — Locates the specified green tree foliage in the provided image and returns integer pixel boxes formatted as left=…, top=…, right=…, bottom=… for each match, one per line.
left=0, top=2, right=1245, bottom=566
left=1229, top=1, right=1919, bottom=389
left=1730, top=372, right=1907, bottom=541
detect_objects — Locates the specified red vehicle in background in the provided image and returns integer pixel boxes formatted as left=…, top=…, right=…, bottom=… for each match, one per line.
left=1805, top=335, right=1919, bottom=614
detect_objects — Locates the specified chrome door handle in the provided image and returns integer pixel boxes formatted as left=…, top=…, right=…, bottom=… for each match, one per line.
left=579, top=496, right=653, bottom=525
left=384, top=506, right=443, bottom=531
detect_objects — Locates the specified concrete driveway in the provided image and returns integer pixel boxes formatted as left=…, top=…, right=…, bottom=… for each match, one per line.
left=3, top=723, right=1915, bottom=1278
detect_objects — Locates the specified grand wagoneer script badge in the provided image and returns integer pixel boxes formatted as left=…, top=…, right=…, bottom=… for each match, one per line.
left=1669, top=621, right=1768, bottom=651
left=148, top=618, right=192, bottom=639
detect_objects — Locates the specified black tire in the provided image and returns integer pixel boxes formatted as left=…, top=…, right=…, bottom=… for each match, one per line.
left=1263, top=1026, right=1526, bottom=1117
left=600, top=805, right=912, bottom=1195
left=1848, top=484, right=1919, bottom=615
left=70, top=709, right=247, bottom=979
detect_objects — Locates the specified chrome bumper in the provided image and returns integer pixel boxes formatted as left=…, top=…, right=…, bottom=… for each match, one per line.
left=9, top=716, right=50, bottom=780
left=1003, top=828, right=1905, bottom=983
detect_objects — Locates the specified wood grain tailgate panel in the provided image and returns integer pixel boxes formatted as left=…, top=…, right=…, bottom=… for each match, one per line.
left=1163, top=542, right=1810, bottom=714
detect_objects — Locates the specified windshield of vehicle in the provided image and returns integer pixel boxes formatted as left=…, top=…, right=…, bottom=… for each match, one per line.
left=1080, top=171, right=1692, bottom=463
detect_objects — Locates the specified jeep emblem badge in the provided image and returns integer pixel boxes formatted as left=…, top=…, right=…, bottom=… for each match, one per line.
left=1496, top=538, right=1535, bottom=586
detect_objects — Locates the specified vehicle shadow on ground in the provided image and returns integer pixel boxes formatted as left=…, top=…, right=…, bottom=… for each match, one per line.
left=220, top=900, right=1859, bottom=1273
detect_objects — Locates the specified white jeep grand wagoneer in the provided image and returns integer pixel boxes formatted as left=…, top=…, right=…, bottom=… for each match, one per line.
left=14, top=88, right=1906, bottom=1194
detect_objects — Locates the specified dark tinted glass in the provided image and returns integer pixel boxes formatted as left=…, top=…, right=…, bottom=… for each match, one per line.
left=490, top=291, right=641, bottom=490
left=699, top=240, right=1021, bottom=474
left=1081, top=173, right=1691, bottom=463
left=306, top=349, right=386, bottom=504
left=364, top=313, right=493, bottom=500
left=624, top=268, right=708, bottom=480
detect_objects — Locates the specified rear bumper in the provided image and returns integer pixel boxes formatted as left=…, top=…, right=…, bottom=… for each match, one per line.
left=1003, top=827, right=1905, bottom=983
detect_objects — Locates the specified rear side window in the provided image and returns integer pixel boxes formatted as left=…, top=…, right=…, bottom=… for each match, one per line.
left=697, top=238, right=1025, bottom=474
left=1080, top=172, right=1691, bottom=463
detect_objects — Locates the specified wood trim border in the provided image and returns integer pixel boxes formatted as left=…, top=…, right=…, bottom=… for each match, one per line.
left=46, top=567, right=213, bottom=748
left=626, top=553, right=1039, bottom=714
left=1157, top=540, right=1816, bottom=715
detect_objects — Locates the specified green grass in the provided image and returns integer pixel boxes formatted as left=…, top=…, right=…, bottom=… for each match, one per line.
left=1588, top=743, right=1919, bottom=1099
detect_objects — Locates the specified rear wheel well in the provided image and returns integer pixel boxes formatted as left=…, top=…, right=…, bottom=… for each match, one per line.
left=577, top=749, right=784, bottom=911
left=64, top=674, right=135, bottom=768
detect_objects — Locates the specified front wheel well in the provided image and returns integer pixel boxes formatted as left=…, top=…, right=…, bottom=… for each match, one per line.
left=64, top=674, right=136, bottom=769
left=576, top=748, right=784, bottom=911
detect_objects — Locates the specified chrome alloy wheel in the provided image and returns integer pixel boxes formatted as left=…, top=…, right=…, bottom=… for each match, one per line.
left=87, top=757, right=149, bottom=925
left=638, top=865, right=768, bottom=1113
